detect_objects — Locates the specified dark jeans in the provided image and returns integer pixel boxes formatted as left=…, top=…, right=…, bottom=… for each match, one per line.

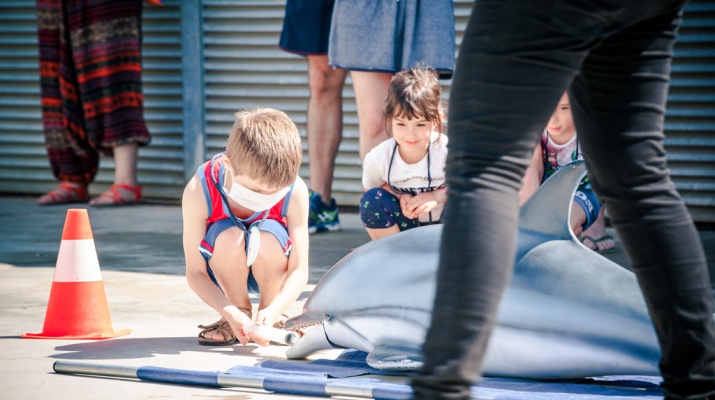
left=412, top=1, right=715, bottom=399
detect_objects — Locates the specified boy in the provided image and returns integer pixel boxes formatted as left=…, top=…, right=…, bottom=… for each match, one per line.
left=182, top=108, right=310, bottom=346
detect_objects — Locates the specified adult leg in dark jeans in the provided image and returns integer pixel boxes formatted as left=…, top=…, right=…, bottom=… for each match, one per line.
left=411, top=1, right=715, bottom=399
left=572, top=12, right=715, bottom=398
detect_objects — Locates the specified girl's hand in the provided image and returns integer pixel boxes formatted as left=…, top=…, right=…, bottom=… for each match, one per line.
left=399, top=193, right=418, bottom=219
left=407, top=192, right=439, bottom=217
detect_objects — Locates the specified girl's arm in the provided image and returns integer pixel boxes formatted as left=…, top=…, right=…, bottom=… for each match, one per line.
left=519, top=144, right=543, bottom=206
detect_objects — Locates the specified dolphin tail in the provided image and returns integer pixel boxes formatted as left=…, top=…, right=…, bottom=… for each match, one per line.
left=519, top=160, right=588, bottom=240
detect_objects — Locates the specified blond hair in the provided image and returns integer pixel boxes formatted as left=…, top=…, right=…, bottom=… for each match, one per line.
left=384, top=67, right=445, bottom=136
left=225, top=108, right=302, bottom=189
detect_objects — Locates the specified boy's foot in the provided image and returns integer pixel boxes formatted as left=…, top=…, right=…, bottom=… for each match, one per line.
left=308, top=191, right=340, bottom=234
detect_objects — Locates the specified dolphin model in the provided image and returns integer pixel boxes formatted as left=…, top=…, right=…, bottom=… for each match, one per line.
left=285, top=161, right=662, bottom=379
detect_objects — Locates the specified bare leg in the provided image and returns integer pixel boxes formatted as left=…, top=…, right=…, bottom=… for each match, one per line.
left=306, top=55, right=347, bottom=202
left=89, top=143, right=142, bottom=205
left=205, top=228, right=252, bottom=341
left=250, top=231, right=290, bottom=312
left=569, top=200, right=587, bottom=237
left=365, top=226, right=401, bottom=241
left=113, top=143, right=139, bottom=186
left=351, top=71, right=391, bottom=161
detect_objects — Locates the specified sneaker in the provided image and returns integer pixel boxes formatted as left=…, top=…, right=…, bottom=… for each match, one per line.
left=308, top=192, right=340, bottom=234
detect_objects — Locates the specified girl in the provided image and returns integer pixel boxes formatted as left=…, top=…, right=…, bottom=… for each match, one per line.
left=519, top=92, right=613, bottom=253
left=359, top=68, right=448, bottom=240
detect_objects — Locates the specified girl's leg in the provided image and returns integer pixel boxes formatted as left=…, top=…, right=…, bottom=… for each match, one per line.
left=350, top=71, right=391, bottom=160
left=360, top=188, right=417, bottom=240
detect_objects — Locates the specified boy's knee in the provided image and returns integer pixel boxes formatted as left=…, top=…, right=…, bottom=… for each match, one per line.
left=214, top=228, right=246, bottom=257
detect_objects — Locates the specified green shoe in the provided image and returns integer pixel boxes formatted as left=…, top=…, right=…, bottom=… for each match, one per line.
left=308, top=192, right=341, bottom=234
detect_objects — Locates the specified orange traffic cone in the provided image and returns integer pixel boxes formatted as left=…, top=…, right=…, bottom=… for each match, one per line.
left=22, top=209, right=131, bottom=340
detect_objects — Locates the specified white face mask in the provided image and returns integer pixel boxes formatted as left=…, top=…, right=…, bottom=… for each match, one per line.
left=223, top=179, right=290, bottom=212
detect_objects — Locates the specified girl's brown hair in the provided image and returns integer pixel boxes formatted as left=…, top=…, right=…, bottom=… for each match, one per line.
left=384, top=67, right=445, bottom=136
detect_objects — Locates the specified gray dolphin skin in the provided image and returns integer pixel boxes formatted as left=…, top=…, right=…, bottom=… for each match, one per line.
left=285, top=161, right=662, bottom=379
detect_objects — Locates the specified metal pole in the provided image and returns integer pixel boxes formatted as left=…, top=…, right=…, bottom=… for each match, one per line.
left=53, top=361, right=413, bottom=399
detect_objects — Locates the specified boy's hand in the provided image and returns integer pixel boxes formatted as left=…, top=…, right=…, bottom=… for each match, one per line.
left=249, top=307, right=280, bottom=346
left=224, top=306, right=253, bottom=345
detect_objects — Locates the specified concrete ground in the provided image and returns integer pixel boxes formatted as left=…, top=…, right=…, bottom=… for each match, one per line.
left=1, top=195, right=713, bottom=400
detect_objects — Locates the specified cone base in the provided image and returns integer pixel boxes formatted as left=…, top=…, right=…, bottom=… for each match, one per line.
left=21, top=328, right=132, bottom=340
left=22, top=281, right=131, bottom=340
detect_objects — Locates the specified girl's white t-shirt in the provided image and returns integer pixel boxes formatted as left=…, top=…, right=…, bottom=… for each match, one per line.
left=362, top=132, right=448, bottom=223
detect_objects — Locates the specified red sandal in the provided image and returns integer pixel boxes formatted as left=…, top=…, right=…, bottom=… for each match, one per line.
left=89, top=184, right=143, bottom=206
left=37, top=182, right=89, bottom=205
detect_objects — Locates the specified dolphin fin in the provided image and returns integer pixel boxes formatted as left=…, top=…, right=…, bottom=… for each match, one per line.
left=365, top=339, right=423, bottom=370
left=519, top=160, right=587, bottom=240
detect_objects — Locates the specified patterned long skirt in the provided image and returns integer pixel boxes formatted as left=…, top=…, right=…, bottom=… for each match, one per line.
left=36, top=0, right=150, bottom=184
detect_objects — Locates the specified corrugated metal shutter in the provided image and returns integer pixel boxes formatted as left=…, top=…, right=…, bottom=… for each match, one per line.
left=0, top=0, right=184, bottom=201
left=1, top=0, right=712, bottom=221
left=666, top=0, right=715, bottom=222
left=0, top=1, right=47, bottom=194
left=201, top=0, right=361, bottom=205
left=201, top=0, right=474, bottom=208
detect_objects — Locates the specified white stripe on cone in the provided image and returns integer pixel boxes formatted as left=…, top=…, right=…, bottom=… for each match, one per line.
left=53, top=239, right=103, bottom=282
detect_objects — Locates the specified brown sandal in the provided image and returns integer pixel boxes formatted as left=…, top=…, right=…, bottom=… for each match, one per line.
left=37, top=182, right=88, bottom=205
left=197, top=307, right=252, bottom=346
left=89, top=184, right=142, bottom=206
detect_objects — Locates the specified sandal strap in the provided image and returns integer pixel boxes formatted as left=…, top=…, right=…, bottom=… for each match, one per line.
left=198, top=320, right=233, bottom=341
left=38, top=182, right=88, bottom=205
left=91, top=184, right=142, bottom=206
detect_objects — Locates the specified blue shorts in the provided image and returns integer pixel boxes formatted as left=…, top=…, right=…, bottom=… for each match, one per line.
left=574, top=189, right=602, bottom=230
left=199, top=219, right=291, bottom=294
left=279, top=0, right=335, bottom=56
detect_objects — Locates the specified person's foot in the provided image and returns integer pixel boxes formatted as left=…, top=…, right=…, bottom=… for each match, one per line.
left=89, top=184, right=143, bottom=206
left=308, top=191, right=340, bottom=234
left=37, top=182, right=88, bottom=205
left=580, top=224, right=615, bottom=254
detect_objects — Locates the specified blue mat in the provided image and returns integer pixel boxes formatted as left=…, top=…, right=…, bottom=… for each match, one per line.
left=244, top=350, right=663, bottom=399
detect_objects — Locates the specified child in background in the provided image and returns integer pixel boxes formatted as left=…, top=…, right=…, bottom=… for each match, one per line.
left=182, top=108, right=310, bottom=346
left=360, top=68, right=448, bottom=240
left=520, top=92, right=615, bottom=252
